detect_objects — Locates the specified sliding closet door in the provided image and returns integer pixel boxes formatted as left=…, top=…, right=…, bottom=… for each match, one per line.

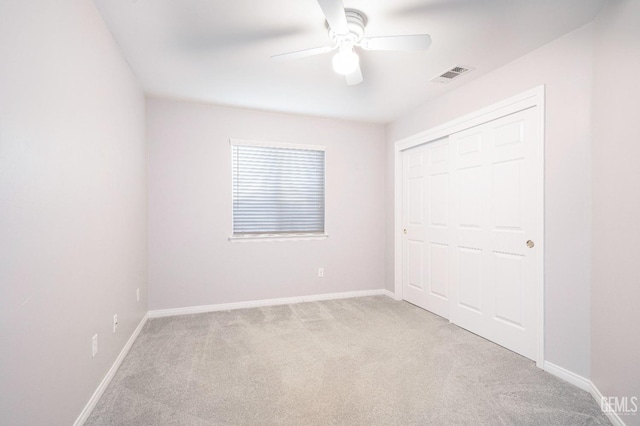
left=402, top=138, right=450, bottom=319
left=449, top=107, right=539, bottom=360
left=401, top=107, right=540, bottom=360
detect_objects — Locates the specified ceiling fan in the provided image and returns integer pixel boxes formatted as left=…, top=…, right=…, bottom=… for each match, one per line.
left=271, top=0, right=432, bottom=86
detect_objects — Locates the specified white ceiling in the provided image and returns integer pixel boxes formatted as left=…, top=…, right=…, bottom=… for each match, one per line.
left=93, top=0, right=604, bottom=123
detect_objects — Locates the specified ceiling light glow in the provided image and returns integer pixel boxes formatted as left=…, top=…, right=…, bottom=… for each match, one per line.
left=332, top=47, right=359, bottom=75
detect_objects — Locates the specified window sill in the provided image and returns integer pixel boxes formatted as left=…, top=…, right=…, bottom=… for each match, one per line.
left=229, top=234, right=329, bottom=243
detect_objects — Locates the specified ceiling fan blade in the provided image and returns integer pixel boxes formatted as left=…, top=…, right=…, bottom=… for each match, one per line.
left=361, top=34, right=432, bottom=51
left=271, top=45, right=334, bottom=61
left=345, top=65, right=363, bottom=86
left=317, top=0, right=349, bottom=34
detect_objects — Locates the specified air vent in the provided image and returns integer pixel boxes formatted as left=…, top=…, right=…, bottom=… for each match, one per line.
left=431, top=65, right=474, bottom=84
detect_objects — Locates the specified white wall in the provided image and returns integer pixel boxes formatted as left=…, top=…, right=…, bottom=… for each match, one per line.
left=385, top=25, right=594, bottom=377
left=591, top=1, right=640, bottom=422
left=0, top=0, right=147, bottom=425
left=147, top=99, right=385, bottom=310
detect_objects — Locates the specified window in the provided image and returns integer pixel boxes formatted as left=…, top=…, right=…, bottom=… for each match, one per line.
left=230, top=140, right=326, bottom=240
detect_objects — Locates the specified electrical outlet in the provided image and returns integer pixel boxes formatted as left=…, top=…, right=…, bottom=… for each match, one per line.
left=136, top=288, right=140, bottom=302
left=113, top=314, right=118, bottom=333
left=91, top=334, right=98, bottom=358
left=318, top=267, right=324, bottom=278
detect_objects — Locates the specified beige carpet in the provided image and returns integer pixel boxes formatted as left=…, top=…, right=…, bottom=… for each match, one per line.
left=86, top=296, right=609, bottom=425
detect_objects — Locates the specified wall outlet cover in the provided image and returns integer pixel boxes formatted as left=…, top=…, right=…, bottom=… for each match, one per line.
left=91, top=334, right=98, bottom=358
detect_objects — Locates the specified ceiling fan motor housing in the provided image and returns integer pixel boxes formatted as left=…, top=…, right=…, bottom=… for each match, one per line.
left=328, top=9, right=367, bottom=46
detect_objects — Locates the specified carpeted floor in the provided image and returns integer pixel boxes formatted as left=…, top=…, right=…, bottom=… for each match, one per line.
left=86, top=296, right=609, bottom=425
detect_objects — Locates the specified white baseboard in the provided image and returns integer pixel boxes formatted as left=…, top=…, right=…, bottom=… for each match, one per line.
left=148, top=289, right=395, bottom=318
left=388, top=290, right=402, bottom=301
left=543, top=361, right=627, bottom=426
left=589, top=380, right=627, bottom=426
left=74, top=313, right=149, bottom=426
left=381, top=289, right=397, bottom=299
left=543, top=361, right=592, bottom=392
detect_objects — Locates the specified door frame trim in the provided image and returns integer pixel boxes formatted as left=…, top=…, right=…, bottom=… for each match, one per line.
left=393, top=86, right=545, bottom=368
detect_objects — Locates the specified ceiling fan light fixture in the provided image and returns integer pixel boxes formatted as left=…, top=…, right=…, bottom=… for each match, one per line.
left=332, top=47, right=359, bottom=75
left=271, top=3, right=432, bottom=86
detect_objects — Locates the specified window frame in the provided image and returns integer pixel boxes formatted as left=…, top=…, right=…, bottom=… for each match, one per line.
left=228, top=138, right=328, bottom=242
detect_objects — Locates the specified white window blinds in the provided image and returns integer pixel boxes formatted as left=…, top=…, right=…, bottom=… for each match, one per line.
left=231, top=142, right=325, bottom=236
